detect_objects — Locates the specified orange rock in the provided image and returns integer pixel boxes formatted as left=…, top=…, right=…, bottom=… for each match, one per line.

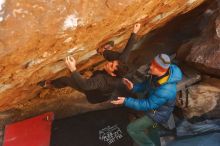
left=0, top=0, right=205, bottom=121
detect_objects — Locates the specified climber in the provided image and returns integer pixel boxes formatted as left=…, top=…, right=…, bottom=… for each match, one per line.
left=111, top=54, right=183, bottom=146
left=37, top=23, right=141, bottom=104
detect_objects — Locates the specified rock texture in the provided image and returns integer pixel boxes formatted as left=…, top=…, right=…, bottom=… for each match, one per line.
left=0, top=0, right=205, bottom=113
left=0, top=0, right=212, bottom=125
left=177, top=0, right=220, bottom=77
left=176, top=77, right=220, bottom=118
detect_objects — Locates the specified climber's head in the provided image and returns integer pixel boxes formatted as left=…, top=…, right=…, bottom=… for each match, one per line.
left=149, top=54, right=171, bottom=76
left=104, top=60, right=128, bottom=77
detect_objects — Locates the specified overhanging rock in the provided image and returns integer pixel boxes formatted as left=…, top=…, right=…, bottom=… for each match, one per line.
left=0, top=1, right=205, bottom=113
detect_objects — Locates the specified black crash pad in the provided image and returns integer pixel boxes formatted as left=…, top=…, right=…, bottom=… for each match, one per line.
left=50, top=107, right=133, bottom=146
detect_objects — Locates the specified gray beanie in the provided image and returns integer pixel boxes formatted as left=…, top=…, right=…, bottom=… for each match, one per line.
left=154, top=54, right=171, bottom=69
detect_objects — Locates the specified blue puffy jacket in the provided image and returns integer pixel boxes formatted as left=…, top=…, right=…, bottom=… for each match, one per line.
left=124, top=64, right=182, bottom=123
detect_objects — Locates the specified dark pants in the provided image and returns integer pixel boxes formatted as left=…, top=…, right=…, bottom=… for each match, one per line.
left=51, top=76, right=82, bottom=91
left=127, top=116, right=161, bottom=146
left=51, top=77, right=109, bottom=104
left=51, top=75, right=136, bottom=103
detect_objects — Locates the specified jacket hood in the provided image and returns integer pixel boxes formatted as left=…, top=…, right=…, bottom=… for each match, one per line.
left=167, top=64, right=182, bottom=83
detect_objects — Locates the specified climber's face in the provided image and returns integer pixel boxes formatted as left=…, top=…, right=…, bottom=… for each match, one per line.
left=104, top=60, right=119, bottom=76
left=103, top=44, right=113, bottom=50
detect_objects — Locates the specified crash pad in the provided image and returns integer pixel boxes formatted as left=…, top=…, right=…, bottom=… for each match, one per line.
left=51, top=107, right=133, bottom=146
left=3, top=112, right=54, bottom=146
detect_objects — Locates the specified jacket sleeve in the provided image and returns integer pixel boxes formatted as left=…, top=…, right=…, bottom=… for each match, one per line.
left=103, top=33, right=137, bottom=62
left=70, top=71, right=105, bottom=91
left=119, top=33, right=137, bottom=63
left=121, top=33, right=137, bottom=53
left=132, top=80, right=148, bottom=93
left=110, top=81, right=130, bottom=99
left=124, top=88, right=170, bottom=111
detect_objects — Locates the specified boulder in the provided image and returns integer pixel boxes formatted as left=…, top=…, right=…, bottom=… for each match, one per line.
left=177, top=0, right=220, bottom=77
left=0, top=0, right=206, bottom=125
left=176, top=77, right=220, bottom=118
